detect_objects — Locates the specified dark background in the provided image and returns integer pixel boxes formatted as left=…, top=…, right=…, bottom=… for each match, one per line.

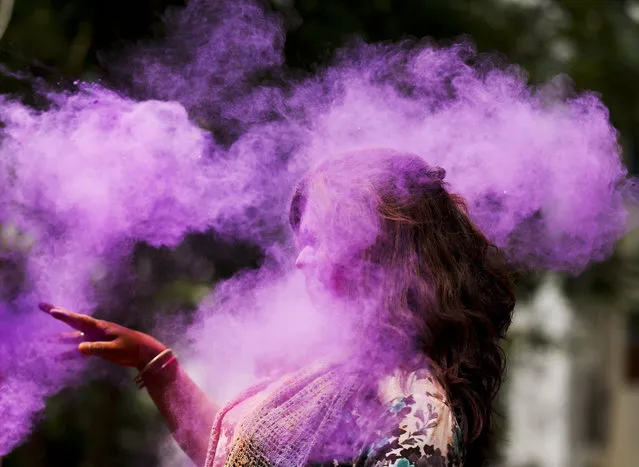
left=1, top=0, right=638, bottom=465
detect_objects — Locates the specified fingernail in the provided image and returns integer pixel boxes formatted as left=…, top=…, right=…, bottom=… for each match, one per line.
left=38, top=302, right=55, bottom=313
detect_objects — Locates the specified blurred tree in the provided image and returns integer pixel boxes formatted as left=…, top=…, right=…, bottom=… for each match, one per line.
left=2, top=0, right=639, bottom=465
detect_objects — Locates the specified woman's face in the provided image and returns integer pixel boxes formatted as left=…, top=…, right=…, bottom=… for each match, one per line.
left=295, top=208, right=351, bottom=300
left=295, top=207, right=328, bottom=292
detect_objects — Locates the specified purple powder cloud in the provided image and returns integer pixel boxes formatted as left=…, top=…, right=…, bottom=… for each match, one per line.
left=0, top=0, right=630, bottom=455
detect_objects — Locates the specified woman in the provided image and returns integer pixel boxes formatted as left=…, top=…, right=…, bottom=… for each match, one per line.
left=41, top=148, right=515, bottom=467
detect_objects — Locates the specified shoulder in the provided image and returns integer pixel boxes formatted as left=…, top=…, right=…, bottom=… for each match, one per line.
left=362, top=369, right=465, bottom=467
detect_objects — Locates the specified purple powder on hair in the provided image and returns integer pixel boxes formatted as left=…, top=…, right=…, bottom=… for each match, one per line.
left=0, top=0, right=631, bottom=455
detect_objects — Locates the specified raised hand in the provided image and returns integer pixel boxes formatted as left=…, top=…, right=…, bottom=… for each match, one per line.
left=38, top=303, right=218, bottom=466
left=39, top=303, right=167, bottom=370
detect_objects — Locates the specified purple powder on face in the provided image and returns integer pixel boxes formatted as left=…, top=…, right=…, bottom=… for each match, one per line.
left=0, top=0, right=631, bottom=455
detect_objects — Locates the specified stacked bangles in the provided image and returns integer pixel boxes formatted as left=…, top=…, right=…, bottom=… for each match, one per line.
left=134, top=348, right=178, bottom=389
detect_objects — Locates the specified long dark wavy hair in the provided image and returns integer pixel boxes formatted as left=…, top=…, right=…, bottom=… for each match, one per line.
left=289, top=149, right=515, bottom=467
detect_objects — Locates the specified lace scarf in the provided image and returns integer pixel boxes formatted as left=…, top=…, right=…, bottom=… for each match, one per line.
left=204, top=360, right=363, bottom=467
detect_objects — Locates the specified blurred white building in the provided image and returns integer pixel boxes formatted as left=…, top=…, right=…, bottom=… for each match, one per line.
left=504, top=229, right=639, bottom=467
left=505, top=274, right=574, bottom=467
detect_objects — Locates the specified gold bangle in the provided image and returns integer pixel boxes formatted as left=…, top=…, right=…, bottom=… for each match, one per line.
left=134, top=348, right=173, bottom=388
left=141, top=348, right=172, bottom=373
left=134, top=356, right=178, bottom=389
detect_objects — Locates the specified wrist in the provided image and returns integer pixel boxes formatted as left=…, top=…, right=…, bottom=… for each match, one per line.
left=134, top=348, right=178, bottom=390
left=136, top=340, right=168, bottom=371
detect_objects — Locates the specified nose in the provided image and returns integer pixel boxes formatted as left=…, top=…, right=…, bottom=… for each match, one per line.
left=295, top=245, right=315, bottom=269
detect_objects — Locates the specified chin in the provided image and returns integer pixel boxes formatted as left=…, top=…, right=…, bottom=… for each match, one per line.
left=304, top=275, right=338, bottom=304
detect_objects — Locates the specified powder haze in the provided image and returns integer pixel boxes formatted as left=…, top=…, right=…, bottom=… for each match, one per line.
left=0, top=0, right=630, bottom=456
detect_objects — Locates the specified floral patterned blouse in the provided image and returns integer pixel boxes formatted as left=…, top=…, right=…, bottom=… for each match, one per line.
left=210, top=369, right=465, bottom=467
left=357, top=369, right=465, bottom=467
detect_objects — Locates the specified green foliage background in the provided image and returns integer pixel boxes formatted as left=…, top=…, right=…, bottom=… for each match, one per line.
left=1, top=0, right=639, bottom=465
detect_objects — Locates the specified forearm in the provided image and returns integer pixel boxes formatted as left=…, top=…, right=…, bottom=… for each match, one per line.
left=38, top=304, right=221, bottom=465
left=142, top=361, right=219, bottom=466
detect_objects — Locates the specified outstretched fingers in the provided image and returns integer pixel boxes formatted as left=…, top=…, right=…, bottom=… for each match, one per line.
left=78, top=341, right=117, bottom=358
left=39, top=303, right=101, bottom=334
left=44, top=331, right=86, bottom=345
left=51, top=310, right=98, bottom=333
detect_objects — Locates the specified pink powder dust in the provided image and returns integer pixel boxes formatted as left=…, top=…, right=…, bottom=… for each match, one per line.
left=0, top=0, right=631, bottom=456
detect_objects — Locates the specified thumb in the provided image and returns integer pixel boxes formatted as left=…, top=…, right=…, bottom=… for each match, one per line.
left=78, top=341, right=116, bottom=357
